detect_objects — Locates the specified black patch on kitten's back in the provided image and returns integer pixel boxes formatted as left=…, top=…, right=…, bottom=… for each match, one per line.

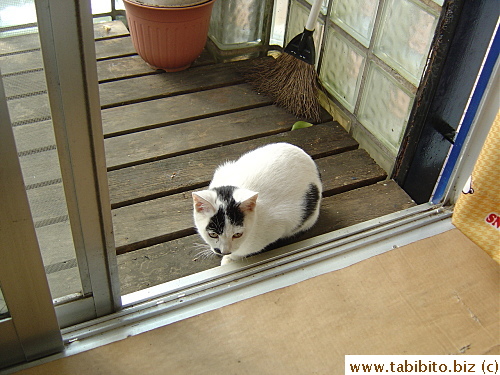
left=301, top=183, right=320, bottom=224
left=206, top=186, right=245, bottom=234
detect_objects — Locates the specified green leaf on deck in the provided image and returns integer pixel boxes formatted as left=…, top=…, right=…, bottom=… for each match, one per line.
left=291, top=121, right=313, bottom=131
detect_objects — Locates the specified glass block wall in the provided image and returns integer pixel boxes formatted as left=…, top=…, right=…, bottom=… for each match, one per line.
left=285, top=0, right=442, bottom=172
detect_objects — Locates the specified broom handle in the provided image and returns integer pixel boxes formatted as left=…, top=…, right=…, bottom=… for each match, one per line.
left=305, top=0, right=323, bottom=32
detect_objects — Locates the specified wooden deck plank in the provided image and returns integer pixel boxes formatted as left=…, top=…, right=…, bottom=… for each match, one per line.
left=7, top=93, right=51, bottom=125
left=318, top=149, right=387, bottom=196
left=21, top=147, right=384, bottom=239
left=45, top=268, right=82, bottom=302
left=2, top=38, right=138, bottom=98
left=97, top=50, right=215, bottom=82
left=26, top=183, right=68, bottom=224
left=22, top=122, right=360, bottom=235
left=1, top=45, right=212, bottom=82
left=101, top=84, right=273, bottom=137
left=94, top=36, right=137, bottom=59
left=97, top=55, right=155, bottom=82
left=13, top=120, right=55, bottom=154
left=19, top=149, right=61, bottom=187
left=113, top=189, right=195, bottom=254
left=9, top=83, right=270, bottom=158
left=0, top=50, right=44, bottom=75
left=0, top=33, right=43, bottom=56
left=93, top=21, right=130, bottom=40
left=104, top=106, right=315, bottom=170
left=0, top=21, right=129, bottom=57
left=98, top=60, right=248, bottom=108
left=3, top=69, right=47, bottom=98
left=36, top=222, right=75, bottom=266
left=1, top=43, right=134, bottom=78
left=4, top=50, right=231, bottom=123
left=6, top=56, right=266, bottom=126
left=118, top=234, right=220, bottom=294
left=112, top=150, right=387, bottom=254
left=117, top=180, right=414, bottom=294
left=297, top=180, right=415, bottom=241
left=1, top=26, right=133, bottom=79
left=108, top=122, right=359, bottom=207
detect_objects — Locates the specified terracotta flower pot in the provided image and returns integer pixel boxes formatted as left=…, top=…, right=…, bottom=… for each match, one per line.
left=123, top=0, right=216, bottom=72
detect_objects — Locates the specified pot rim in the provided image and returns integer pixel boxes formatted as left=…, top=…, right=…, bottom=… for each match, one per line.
left=123, top=0, right=214, bottom=9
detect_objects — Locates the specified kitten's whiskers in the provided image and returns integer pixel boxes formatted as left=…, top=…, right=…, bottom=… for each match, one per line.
left=192, top=242, right=217, bottom=260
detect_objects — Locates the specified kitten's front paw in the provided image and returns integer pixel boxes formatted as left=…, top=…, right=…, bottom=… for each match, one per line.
left=221, top=255, right=234, bottom=266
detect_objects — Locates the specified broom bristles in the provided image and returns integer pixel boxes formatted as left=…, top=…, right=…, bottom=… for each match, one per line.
left=243, top=54, right=321, bottom=123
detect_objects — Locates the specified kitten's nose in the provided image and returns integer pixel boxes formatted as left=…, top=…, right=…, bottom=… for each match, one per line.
left=213, top=248, right=231, bottom=256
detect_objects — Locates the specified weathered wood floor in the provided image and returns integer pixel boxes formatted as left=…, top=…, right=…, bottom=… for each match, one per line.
left=2, top=21, right=415, bottom=297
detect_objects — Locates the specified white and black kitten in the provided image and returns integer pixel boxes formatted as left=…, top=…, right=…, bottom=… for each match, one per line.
left=192, top=143, right=322, bottom=265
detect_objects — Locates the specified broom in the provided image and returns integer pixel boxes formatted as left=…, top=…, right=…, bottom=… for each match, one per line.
left=246, top=0, right=323, bottom=122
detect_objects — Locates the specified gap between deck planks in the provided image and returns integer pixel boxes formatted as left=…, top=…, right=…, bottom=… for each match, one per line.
left=108, top=122, right=359, bottom=207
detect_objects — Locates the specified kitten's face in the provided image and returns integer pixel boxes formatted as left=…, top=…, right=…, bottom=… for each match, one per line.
left=192, top=186, right=258, bottom=258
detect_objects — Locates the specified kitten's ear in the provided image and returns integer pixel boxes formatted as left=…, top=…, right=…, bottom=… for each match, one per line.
left=239, top=191, right=258, bottom=213
left=192, top=191, right=216, bottom=215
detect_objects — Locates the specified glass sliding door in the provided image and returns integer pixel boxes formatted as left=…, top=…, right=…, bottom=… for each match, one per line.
left=1, top=0, right=122, bottom=367
left=35, top=0, right=121, bottom=325
left=0, top=1, right=121, bottom=362
left=1, top=0, right=84, bottom=303
left=0, top=72, right=63, bottom=369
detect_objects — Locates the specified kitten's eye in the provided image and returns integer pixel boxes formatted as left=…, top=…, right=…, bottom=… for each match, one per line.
left=232, top=233, right=243, bottom=239
left=208, top=232, right=219, bottom=239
